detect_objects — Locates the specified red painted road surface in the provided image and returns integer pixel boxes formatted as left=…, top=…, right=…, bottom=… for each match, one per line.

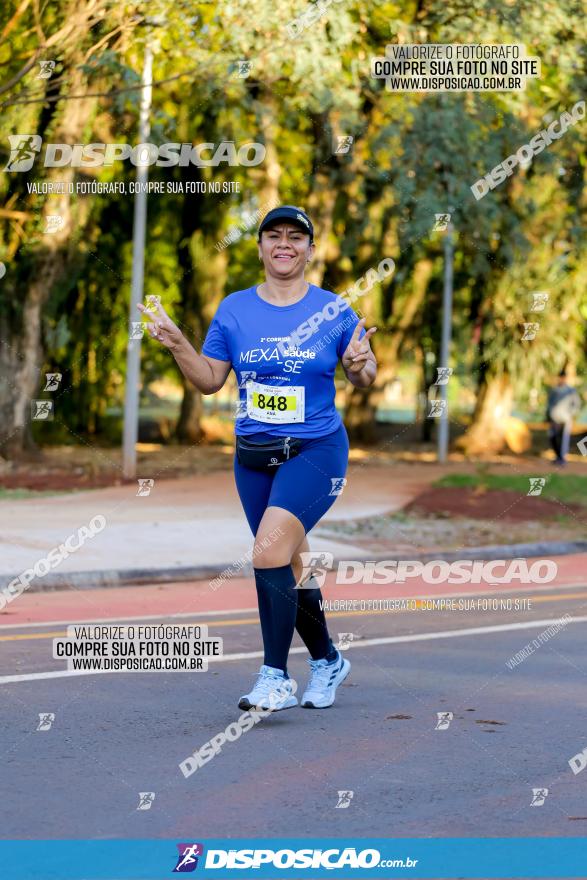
left=1, top=553, right=585, bottom=627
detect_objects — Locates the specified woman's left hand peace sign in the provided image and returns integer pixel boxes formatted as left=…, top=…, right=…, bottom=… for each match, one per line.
left=341, top=318, right=377, bottom=373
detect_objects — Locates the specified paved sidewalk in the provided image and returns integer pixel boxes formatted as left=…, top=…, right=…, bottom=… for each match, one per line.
left=0, top=462, right=439, bottom=583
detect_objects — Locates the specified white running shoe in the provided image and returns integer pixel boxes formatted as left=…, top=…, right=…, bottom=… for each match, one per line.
left=238, top=664, right=298, bottom=712
left=301, top=651, right=351, bottom=708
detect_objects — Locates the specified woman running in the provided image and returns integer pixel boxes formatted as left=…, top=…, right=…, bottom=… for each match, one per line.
left=138, top=205, right=377, bottom=711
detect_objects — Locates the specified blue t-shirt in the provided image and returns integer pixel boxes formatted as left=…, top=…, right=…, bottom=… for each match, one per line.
left=202, top=284, right=364, bottom=437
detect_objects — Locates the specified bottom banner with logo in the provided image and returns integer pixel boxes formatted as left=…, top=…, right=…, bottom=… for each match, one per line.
left=1, top=838, right=586, bottom=878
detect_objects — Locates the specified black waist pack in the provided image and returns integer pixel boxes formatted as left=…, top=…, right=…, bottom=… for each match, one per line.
left=236, top=435, right=302, bottom=470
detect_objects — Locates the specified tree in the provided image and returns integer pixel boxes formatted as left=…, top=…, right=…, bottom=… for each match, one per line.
left=0, top=0, right=140, bottom=456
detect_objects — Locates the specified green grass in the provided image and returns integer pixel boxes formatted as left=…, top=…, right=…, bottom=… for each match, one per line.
left=435, top=471, right=587, bottom=507
left=0, top=487, right=68, bottom=500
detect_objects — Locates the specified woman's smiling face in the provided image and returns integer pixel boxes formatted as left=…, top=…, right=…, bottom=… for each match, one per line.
left=258, top=223, right=314, bottom=278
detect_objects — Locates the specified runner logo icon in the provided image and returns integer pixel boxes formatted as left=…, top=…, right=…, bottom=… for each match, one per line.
left=173, top=843, right=204, bottom=872
left=298, top=551, right=333, bottom=588
left=4, top=135, right=42, bottom=171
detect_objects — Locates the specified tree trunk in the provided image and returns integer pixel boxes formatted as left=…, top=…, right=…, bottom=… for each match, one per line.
left=176, top=383, right=205, bottom=443
left=344, top=258, right=434, bottom=443
left=255, top=89, right=282, bottom=210
left=175, top=225, right=228, bottom=444
left=0, top=64, right=96, bottom=458
left=305, top=110, right=340, bottom=286
left=415, top=343, right=435, bottom=442
left=456, top=373, right=513, bottom=456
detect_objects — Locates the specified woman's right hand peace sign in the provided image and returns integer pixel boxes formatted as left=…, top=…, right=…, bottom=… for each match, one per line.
left=137, top=299, right=184, bottom=351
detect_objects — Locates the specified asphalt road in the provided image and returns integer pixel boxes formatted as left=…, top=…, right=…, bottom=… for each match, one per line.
left=1, top=583, right=587, bottom=840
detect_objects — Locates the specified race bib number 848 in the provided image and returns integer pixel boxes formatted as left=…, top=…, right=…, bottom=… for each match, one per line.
left=246, top=381, right=305, bottom=424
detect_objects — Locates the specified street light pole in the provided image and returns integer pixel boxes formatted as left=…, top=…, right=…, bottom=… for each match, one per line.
left=122, top=40, right=154, bottom=480
left=437, top=218, right=454, bottom=463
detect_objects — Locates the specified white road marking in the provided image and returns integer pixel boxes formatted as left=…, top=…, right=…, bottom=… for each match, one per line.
left=0, top=614, right=585, bottom=685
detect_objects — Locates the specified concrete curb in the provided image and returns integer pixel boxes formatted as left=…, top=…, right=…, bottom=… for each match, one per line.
left=2, top=541, right=586, bottom=594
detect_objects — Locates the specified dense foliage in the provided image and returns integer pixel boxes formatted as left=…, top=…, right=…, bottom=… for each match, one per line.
left=0, top=0, right=585, bottom=455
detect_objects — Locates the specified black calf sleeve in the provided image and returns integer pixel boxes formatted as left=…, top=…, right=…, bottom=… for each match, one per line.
left=253, top=564, right=298, bottom=674
left=295, top=576, right=336, bottom=661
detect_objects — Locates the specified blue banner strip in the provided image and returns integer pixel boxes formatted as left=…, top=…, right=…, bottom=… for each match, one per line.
left=1, top=838, right=586, bottom=879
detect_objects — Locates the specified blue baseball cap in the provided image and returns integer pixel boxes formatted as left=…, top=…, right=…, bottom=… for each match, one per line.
left=258, top=205, right=314, bottom=240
